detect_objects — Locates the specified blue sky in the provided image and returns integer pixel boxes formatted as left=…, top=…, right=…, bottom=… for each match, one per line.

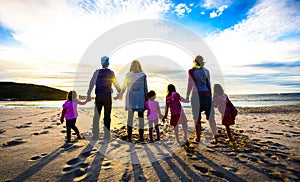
left=0, top=0, right=299, bottom=95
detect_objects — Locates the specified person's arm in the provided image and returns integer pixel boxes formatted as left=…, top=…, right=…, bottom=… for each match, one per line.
left=60, top=108, right=66, bottom=124
left=162, top=100, right=169, bottom=122
left=112, top=72, right=121, bottom=93
left=118, top=73, right=129, bottom=99
left=144, top=75, right=148, bottom=97
left=212, top=95, right=217, bottom=108
left=77, top=99, right=88, bottom=105
left=157, top=102, right=163, bottom=119
left=205, top=69, right=212, bottom=94
left=186, top=69, right=194, bottom=100
left=87, top=70, right=98, bottom=101
left=180, top=95, right=189, bottom=103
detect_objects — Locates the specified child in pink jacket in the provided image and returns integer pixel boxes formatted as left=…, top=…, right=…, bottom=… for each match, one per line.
left=163, top=84, right=189, bottom=143
left=213, top=84, right=238, bottom=142
left=145, top=90, right=163, bottom=142
left=60, top=91, right=88, bottom=143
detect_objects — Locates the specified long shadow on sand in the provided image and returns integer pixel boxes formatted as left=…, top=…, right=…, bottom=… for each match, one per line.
left=84, top=141, right=108, bottom=181
left=11, top=143, right=75, bottom=181
left=157, top=143, right=212, bottom=181
left=59, top=140, right=108, bottom=182
left=129, top=145, right=147, bottom=181
left=143, top=144, right=172, bottom=181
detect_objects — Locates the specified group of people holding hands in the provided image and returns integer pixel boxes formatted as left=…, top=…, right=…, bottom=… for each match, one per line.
left=60, top=55, right=237, bottom=144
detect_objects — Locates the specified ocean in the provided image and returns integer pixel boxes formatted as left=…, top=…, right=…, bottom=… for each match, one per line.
left=0, top=93, right=299, bottom=108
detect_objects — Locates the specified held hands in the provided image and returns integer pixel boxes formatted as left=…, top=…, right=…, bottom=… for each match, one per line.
left=86, top=95, right=92, bottom=102
left=113, top=93, right=123, bottom=100
left=185, top=95, right=189, bottom=102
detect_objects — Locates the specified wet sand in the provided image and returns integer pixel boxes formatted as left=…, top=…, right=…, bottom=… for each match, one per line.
left=0, top=105, right=299, bottom=181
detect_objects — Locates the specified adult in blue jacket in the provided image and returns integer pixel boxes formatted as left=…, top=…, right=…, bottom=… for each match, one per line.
left=118, top=60, right=148, bottom=142
left=87, top=56, right=121, bottom=140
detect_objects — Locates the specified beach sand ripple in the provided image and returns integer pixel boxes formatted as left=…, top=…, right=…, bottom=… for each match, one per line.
left=0, top=105, right=299, bottom=181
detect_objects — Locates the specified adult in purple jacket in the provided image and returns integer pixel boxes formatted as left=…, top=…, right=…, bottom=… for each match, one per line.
left=186, top=55, right=218, bottom=144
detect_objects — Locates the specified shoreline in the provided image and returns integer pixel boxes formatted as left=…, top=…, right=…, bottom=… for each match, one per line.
left=0, top=104, right=299, bottom=181
left=0, top=100, right=300, bottom=109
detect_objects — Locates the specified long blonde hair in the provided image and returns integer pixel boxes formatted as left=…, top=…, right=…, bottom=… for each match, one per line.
left=130, top=60, right=143, bottom=73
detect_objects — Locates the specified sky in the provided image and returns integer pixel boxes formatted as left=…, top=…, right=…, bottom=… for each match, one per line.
left=0, top=0, right=299, bottom=95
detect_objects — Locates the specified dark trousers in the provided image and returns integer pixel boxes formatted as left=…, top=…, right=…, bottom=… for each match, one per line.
left=66, top=118, right=80, bottom=141
left=127, top=111, right=144, bottom=140
left=93, top=94, right=112, bottom=139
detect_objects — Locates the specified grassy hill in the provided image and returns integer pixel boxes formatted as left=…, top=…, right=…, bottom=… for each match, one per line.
left=0, top=82, right=68, bottom=101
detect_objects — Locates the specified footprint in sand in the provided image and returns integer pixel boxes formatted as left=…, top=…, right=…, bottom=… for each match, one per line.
left=33, top=130, right=49, bottom=135
left=16, top=122, right=32, bottom=129
left=29, top=156, right=41, bottom=161
left=63, top=163, right=89, bottom=172
left=269, top=132, right=284, bottom=135
left=67, top=158, right=81, bottom=165
left=102, top=160, right=112, bottom=170
left=2, top=139, right=26, bottom=148
left=61, top=130, right=66, bottom=133
left=44, top=126, right=53, bottom=129
left=63, top=157, right=90, bottom=181
left=80, top=150, right=96, bottom=158
left=235, top=154, right=248, bottom=163
left=28, top=153, right=48, bottom=161
left=66, top=168, right=87, bottom=180
left=193, top=165, right=209, bottom=174
left=39, top=118, right=47, bottom=122
left=0, top=129, right=6, bottom=134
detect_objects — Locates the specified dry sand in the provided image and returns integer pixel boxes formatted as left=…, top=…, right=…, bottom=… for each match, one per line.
left=0, top=105, right=299, bottom=181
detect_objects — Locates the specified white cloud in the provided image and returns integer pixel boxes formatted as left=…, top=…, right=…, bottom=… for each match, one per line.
left=202, top=0, right=232, bottom=9
left=209, top=5, right=228, bottom=18
left=173, top=3, right=192, bottom=17
left=205, top=0, right=300, bottom=94
left=206, top=0, right=300, bottom=67
left=0, top=0, right=172, bottom=63
left=0, top=0, right=173, bottom=89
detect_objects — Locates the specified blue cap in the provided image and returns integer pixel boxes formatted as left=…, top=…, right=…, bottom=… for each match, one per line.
left=101, top=56, right=109, bottom=66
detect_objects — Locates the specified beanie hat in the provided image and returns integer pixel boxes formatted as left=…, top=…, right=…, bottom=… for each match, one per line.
left=101, top=56, right=109, bottom=66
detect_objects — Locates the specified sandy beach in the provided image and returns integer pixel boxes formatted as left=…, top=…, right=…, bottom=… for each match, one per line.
left=0, top=105, right=299, bottom=181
